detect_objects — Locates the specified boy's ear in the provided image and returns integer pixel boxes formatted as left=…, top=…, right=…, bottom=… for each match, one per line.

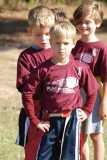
left=27, top=27, right=32, bottom=36
left=49, top=39, right=52, bottom=46
left=72, top=40, right=76, bottom=49
left=96, top=21, right=102, bottom=28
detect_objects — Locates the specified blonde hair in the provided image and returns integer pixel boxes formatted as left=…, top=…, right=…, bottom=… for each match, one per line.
left=73, top=0, right=103, bottom=25
left=50, top=21, right=76, bottom=43
left=28, top=5, right=55, bottom=28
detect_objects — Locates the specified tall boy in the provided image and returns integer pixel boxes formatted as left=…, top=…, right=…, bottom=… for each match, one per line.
left=72, top=1, right=107, bottom=160
left=16, top=5, right=55, bottom=160
left=22, top=21, right=99, bottom=160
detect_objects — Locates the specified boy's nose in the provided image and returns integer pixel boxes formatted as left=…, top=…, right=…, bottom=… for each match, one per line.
left=41, top=35, right=46, bottom=40
left=60, top=43, right=64, bottom=48
left=81, top=23, right=86, bottom=27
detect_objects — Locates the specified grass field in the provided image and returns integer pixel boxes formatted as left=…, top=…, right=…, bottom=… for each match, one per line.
left=0, top=44, right=107, bottom=160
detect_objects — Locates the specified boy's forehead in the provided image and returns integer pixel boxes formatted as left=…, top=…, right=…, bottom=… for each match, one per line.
left=76, top=14, right=94, bottom=22
left=51, top=36, right=73, bottom=42
left=32, top=26, right=50, bottom=31
left=80, top=15, right=93, bottom=21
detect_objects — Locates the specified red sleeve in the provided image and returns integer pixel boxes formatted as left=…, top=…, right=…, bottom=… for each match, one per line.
left=16, top=52, right=31, bottom=92
left=79, top=65, right=99, bottom=117
left=22, top=68, right=42, bottom=127
left=100, top=49, right=107, bottom=80
left=82, top=91, right=97, bottom=117
left=80, top=65, right=99, bottom=95
left=22, top=95, right=40, bottom=126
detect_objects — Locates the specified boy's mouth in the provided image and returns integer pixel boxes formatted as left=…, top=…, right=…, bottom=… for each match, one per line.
left=42, top=42, right=48, bottom=46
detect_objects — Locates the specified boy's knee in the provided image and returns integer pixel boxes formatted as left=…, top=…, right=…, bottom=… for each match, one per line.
left=90, top=133, right=102, bottom=142
left=82, top=132, right=88, bottom=143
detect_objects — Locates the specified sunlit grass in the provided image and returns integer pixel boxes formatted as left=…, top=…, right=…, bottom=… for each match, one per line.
left=0, top=49, right=24, bottom=160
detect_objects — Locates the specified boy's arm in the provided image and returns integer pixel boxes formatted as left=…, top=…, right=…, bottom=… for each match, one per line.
left=79, top=65, right=99, bottom=119
left=16, top=53, right=31, bottom=92
left=22, top=68, right=50, bottom=132
left=78, top=91, right=97, bottom=122
left=22, top=94, right=50, bottom=133
left=22, top=94, right=40, bottom=126
left=99, top=79, right=107, bottom=119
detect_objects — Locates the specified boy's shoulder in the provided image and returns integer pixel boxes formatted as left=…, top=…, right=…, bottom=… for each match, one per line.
left=70, top=54, right=90, bottom=70
left=76, top=40, right=107, bottom=49
left=18, top=47, right=53, bottom=61
left=75, top=59, right=89, bottom=69
left=20, top=46, right=42, bottom=57
left=73, top=59, right=92, bottom=77
left=37, top=58, right=52, bottom=70
left=32, top=58, right=52, bottom=78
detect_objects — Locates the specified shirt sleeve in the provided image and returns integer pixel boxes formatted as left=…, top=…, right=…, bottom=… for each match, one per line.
left=82, top=91, right=97, bottom=117
left=22, top=68, right=42, bottom=127
left=16, top=53, right=31, bottom=92
left=100, top=49, right=107, bottom=80
left=80, top=66, right=99, bottom=117
left=80, top=66, right=99, bottom=95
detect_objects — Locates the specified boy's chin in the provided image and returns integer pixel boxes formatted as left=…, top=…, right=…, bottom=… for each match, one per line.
left=42, top=46, right=50, bottom=49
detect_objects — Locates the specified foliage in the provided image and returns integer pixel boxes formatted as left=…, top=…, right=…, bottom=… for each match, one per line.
left=0, top=0, right=107, bottom=11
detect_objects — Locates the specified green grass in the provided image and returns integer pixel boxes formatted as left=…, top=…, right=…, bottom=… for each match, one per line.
left=0, top=48, right=107, bottom=160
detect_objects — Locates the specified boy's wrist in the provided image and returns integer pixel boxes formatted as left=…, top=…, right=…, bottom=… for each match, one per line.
left=30, top=118, right=40, bottom=127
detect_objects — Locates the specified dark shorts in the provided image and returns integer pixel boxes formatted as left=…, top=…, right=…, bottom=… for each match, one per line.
left=36, top=109, right=81, bottom=160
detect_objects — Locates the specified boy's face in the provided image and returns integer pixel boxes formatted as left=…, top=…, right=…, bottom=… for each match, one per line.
left=50, top=36, right=74, bottom=64
left=28, top=26, right=51, bottom=49
left=76, top=15, right=100, bottom=38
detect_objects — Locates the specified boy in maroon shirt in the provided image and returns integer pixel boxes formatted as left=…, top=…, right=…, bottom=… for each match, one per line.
left=16, top=5, right=55, bottom=160
left=22, top=21, right=99, bottom=160
left=72, top=1, right=107, bottom=159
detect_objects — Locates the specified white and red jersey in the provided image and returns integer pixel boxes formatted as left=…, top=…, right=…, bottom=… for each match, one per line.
left=72, top=40, right=107, bottom=81
left=16, top=46, right=53, bottom=92
left=22, top=55, right=99, bottom=126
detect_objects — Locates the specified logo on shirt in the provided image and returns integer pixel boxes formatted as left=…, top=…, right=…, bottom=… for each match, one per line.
left=76, top=48, right=98, bottom=66
left=92, top=48, right=98, bottom=57
left=78, top=67, right=82, bottom=76
left=46, top=77, right=79, bottom=93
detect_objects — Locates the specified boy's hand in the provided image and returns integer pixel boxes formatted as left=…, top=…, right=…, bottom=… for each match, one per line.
left=37, top=121, right=50, bottom=133
left=78, top=109, right=87, bottom=122
left=99, top=103, right=107, bottom=119
left=99, top=79, right=107, bottom=120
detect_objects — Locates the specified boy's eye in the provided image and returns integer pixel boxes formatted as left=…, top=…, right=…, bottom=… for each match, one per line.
left=64, top=43, right=69, bottom=45
left=56, top=42, right=60, bottom=44
left=35, top=34, right=40, bottom=36
left=45, top=33, right=49, bottom=36
left=86, top=21, right=91, bottom=25
left=77, top=22, right=82, bottom=25
left=77, top=21, right=91, bottom=25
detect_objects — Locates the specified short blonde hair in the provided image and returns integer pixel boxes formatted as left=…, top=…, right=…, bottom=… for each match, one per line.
left=50, top=21, right=76, bottom=43
left=73, top=0, right=103, bottom=25
left=28, top=5, right=55, bottom=28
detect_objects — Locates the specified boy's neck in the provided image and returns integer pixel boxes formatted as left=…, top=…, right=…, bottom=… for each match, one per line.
left=80, top=35, right=99, bottom=43
left=51, top=57, right=69, bottom=65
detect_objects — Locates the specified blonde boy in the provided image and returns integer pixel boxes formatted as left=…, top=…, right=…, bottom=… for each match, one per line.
left=16, top=5, right=55, bottom=160
left=72, top=1, right=107, bottom=160
left=22, top=21, right=99, bottom=160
